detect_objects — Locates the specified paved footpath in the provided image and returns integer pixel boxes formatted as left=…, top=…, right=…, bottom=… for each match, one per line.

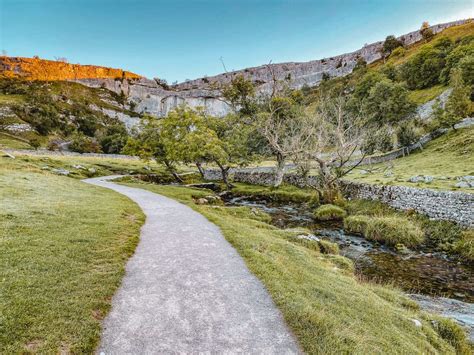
left=84, top=176, right=300, bottom=354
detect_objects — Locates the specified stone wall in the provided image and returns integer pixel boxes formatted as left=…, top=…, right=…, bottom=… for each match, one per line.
left=203, top=169, right=474, bottom=227
left=3, top=149, right=139, bottom=160
left=342, top=181, right=474, bottom=227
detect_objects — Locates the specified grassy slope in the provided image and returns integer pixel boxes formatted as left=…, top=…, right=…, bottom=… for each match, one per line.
left=120, top=181, right=469, bottom=354
left=346, top=125, right=474, bottom=191
left=0, top=157, right=144, bottom=353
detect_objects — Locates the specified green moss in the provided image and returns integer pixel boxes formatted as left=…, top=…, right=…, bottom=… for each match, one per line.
left=344, top=215, right=371, bottom=235
left=314, top=204, right=347, bottom=221
left=365, top=216, right=424, bottom=247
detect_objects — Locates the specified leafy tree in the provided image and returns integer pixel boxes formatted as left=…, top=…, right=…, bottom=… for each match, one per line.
left=381, top=64, right=398, bottom=81
left=439, top=43, right=474, bottom=83
left=122, top=117, right=183, bottom=182
left=382, top=35, right=403, bottom=56
left=399, top=45, right=446, bottom=89
left=99, top=125, right=128, bottom=154
left=209, top=114, right=257, bottom=188
left=69, top=134, right=102, bottom=153
left=390, top=46, right=406, bottom=58
left=458, top=54, right=474, bottom=86
left=396, top=121, right=420, bottom=147
left=364, top=80, right=416, bottom=125
left=420, top=21, right=434, bottom=42
left=222, top=74, right=256, bottom=116
left=442, top=68, right=471, bottom=129
left=352, top=71, right=385, bottom=100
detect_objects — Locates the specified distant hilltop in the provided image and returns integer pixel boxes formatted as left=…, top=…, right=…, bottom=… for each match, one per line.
left=0, top=56, right=141, bottom=81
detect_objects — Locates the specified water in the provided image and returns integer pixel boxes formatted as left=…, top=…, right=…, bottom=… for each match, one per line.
left=223, top=194, right=474, bottom=338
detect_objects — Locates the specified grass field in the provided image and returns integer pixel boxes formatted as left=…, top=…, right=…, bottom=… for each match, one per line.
left=119, top=180, right=471, bottom=354
left=346, top=126, right=474, bottom=192
left=0, top=157, right=144, bottom=353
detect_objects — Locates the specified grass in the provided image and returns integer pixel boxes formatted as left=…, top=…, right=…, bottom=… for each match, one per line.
left=119, top=180, right=471, bottom=354
left=365, top=216, right=424, bottom=247
left=314, top=204, right=346, bottom=221
left=0, top=151, right=180, bottom=179
left=344, top=215, right=424, bottom=247
left=0, top=93, right=25, bottom=105
left=408, top=84, right=447, bottom=105
left=346, top=125, right=474, bottom=192
left=0, top=157, right=145, bottom=353
left=0, top=132, right=32, bottom=149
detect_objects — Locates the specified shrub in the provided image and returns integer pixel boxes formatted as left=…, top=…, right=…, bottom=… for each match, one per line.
left=454, top=230, right=474, bottom=262
left=390, top=46, right=406, bottom=58
left=29, top=138, right=41, bottom=150
left=314, top=204, right=347, bottom=221
left=344, top=215, right=370, bottom=235
left=318, top=240, right=339, bottom=255
left=365, top=216, right=424, bottom=247
left=69, top=134, right=102, bottom=153
left=433, top=318, right=471, bottom=354
left=396, top=121, right=420, bottom=147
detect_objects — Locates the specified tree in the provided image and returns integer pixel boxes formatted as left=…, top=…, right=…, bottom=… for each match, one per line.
left=310, top=92, right=369, bottom=200
left=442, top=68, right=470, bottom=129
left=221, top=74, right=257, bottom=116
left=420, top=21, right=434, bottom=42
left=122, top=117, right=183, bottom=182
left=399, top=45, right=446, bottom=89
left=382, top=35, right=403, bottom=56
left=209, top=114, right=257, bottom=188
left=364, top=80, right=416, bottom=126
left=159, top=107, right=226, bottom=181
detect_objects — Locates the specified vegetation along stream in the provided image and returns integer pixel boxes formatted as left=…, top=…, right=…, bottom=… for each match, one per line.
left=222, top=193, right=474, bottom=340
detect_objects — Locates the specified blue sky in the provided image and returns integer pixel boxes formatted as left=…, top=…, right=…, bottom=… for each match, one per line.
left=0, top=0, right=472, bottom=82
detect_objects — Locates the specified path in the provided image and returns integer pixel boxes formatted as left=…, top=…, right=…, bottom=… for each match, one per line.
left=83, top=176, right=299, bottom=354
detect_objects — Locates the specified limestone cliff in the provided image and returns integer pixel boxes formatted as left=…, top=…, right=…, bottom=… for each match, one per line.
left=1, top=19, right=471, bottom=119
left=77, top=19, right=470, bottom=118
left=0, top=56, right=141, bottom=81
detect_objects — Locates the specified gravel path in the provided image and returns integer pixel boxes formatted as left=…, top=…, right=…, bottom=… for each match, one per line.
left=84, top=176, right=300, bottom=354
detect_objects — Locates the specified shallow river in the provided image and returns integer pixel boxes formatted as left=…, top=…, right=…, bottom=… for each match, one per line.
left=223, top=194, right=474, bottom=340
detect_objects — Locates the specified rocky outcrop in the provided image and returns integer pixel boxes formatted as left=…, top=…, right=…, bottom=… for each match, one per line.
left=0, top=56, right=141, bottom=81
left=80, top=19, right=469, bottom=118
left=1, top=19, right=471, bottom=119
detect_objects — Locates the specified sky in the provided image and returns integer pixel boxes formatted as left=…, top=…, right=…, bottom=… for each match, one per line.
left=0, top=0, right=473, bottom=82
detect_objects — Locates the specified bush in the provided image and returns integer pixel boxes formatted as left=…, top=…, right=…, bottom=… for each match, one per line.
left=390, top=46, right=406, bottom=58
left=344, top=215, right=370, bottom=235
left=396, top=121, right=420, bottom=147
left=454, top=230, right=474, bottom=262
left=365, top=216, right=424, bottom=247
left=314, top=204, right=347, bottom=221
left=69, top=134, right=102, bottom=153
left=433, top=318, right=471, bottom=354
left=318, top=240, right=339, bottom=255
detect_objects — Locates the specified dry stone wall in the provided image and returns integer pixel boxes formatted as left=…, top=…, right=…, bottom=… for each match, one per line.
left=203, top=169, right=474, bottom=227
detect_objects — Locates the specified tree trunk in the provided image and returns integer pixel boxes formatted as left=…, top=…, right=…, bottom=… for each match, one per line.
left=164, top=160, right=183, bottom=183
left=215, top=161, right=233, bottom=189
left=274, top=153, right=285, bottom=188
left=196, top=162, right=205, bottom=179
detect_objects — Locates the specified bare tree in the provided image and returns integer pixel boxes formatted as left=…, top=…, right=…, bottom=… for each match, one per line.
left=310, top=92, right=368, bottom=198
left=54, top=57, right=68, bottom=63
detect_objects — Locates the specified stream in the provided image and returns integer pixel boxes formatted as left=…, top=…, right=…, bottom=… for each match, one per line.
left=223, top=194, right=474, bottom=341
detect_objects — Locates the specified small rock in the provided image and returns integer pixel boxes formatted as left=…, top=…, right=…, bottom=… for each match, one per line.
left=72, top=164, right=85, bottom=170
left=195, top=198, right=208, bottom=205
left=296, top=234, right=320, bottom=242
left=41, top=165, right=50, bottom=170
left=411, top=319, right=422, bottom=328
left=455, top=181, right=470, bottom=188
left=408, top=175, right=424, bottom=183
left=144, top=166, right=151, bottom=171
left=51, top=168, right=70, bottom=176
left=88, top=168, right=96, bottom=174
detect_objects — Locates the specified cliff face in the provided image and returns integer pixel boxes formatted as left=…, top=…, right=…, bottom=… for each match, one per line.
left=78, top=19, right=468, bottom=118
left=0, top=56, right=141, bottom=81
left=1, top=19, right=470, bottom=119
